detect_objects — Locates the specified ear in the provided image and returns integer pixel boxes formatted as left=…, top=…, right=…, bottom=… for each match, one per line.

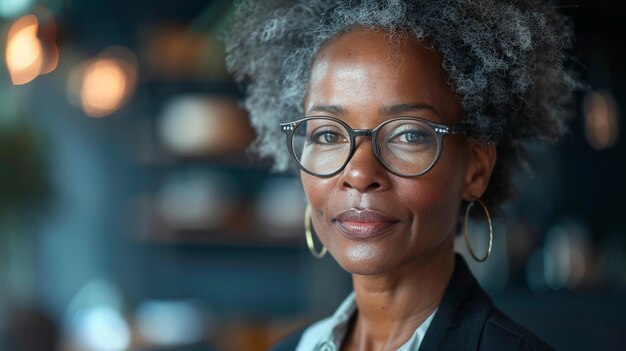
left=462, top=143, right=497, bottom=200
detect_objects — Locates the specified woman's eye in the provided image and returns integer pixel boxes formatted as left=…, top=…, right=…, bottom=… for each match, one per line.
left=304, top=121, right=348, bottom=146
left=402, top=131, right=423, bottom=142
left=311, top=131, right=343, bottom=144
left=390, top=130, right=431, bottom=144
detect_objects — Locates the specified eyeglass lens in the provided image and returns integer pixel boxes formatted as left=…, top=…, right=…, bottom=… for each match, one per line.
left=291, top=118, right=439, bottom=176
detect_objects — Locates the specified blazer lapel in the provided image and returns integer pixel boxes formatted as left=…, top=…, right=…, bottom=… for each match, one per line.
left=419, top=253, right=494, bottom=351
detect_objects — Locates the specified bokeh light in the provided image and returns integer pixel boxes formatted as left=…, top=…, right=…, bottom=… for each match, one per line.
left=5, top=14, right=42, bottom=85
left=71, top=307, right=131, bottom=351
left=136, top=300, right=206, bottom=347
left=5, top=10, right=59, bottom=85
left=81, top=59, right=128, bottom=116
left=65, top=279, right=130, bottom=351
left=157, top=170, right=235, bottom=230
left=67, top=47, right=138, bottom=117
left=158, top=95, right=218, bottom=155
left=157, top=95, right=254, bottom=156
left=584, top=90, right=620, bottom=150
left=255, top=178, right=306, bottom=237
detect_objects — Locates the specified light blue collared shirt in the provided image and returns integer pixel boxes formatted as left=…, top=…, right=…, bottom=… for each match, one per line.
left=296, top=292, right=438, bottom=351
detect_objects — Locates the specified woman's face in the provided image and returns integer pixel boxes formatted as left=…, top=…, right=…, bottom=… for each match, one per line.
left=301, top=28, right=494, bottom=275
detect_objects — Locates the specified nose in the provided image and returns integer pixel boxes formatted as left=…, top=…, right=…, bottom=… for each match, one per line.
left=339, top=138, right=391, bottom=193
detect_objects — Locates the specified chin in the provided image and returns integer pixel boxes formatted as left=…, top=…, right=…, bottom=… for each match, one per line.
left=329, top=242, right=399, bottom=276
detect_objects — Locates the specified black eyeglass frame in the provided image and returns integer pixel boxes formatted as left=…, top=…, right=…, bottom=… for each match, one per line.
left=280, top=115, right=467, bottom=178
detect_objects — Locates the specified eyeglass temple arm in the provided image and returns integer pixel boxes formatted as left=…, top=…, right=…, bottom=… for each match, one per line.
left=441, top=124, right=467, bottom=135
left=280, top=123, right=295, bottom=133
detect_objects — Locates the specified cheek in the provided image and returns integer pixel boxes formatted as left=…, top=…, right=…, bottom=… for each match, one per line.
left=398, top=177, right=455, bottom=216
left=301, top=172, right=329, bottom=205
left=398, top=153, right=467, bottom=229
left=400, top=181, right=460, bottom=247
left=301, top=172, right=336, bottom=220
left=301, top=172, right=338, bottom=248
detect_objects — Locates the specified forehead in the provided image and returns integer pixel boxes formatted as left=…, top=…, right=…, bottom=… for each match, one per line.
left=305, top=27, right=463, bottom=125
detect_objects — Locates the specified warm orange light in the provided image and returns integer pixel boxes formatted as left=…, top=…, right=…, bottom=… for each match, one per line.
left=80, top=59, right=128, bottom=117
left=5, top=10, right=59, bottom=85
left=5, top=15, right=43, bottom=85
left=39, top=43, right=59, bottom=74
left=70, top=47, right=138, bottom=118
left=584, top=90, right=619, bottom=150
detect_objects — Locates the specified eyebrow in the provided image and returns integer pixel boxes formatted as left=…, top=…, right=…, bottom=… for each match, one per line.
left=379, top=103, right=441, bottom=117
left=308, top=103, right=441, bottom=118
left=308, top=104, right=345, bottom=115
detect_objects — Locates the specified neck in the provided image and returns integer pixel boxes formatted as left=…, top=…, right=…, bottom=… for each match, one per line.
left=345, top=237, right=455, bottom=351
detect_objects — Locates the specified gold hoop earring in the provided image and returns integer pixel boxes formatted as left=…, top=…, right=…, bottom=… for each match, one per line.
left=305, top=205, right=327, bottom=259
left=463, top=199, right=493, bottom=262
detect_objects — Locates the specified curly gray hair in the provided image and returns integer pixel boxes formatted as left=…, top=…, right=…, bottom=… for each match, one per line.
left=225, top=0, right=580, bottom=214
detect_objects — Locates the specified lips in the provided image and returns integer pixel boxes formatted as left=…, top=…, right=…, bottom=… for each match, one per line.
left=334, top=208, right=400, bottom=239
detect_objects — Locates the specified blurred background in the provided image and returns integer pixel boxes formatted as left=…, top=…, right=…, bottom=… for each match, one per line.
left=0, top=0, right=624, bottom=350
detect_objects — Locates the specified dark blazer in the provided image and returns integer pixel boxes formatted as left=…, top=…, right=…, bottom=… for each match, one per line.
left=271, top=253, right=554, bottom=350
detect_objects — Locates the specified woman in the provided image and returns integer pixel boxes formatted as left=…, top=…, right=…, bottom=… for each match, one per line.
left=226, top=1, right=579, bottom=350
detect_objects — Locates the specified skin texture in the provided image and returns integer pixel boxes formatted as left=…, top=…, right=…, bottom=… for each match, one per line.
left=301, top=28, right=497, bottom=350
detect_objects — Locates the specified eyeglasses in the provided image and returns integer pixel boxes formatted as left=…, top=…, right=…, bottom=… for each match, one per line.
left=280, top=116, right=466, bottom=177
